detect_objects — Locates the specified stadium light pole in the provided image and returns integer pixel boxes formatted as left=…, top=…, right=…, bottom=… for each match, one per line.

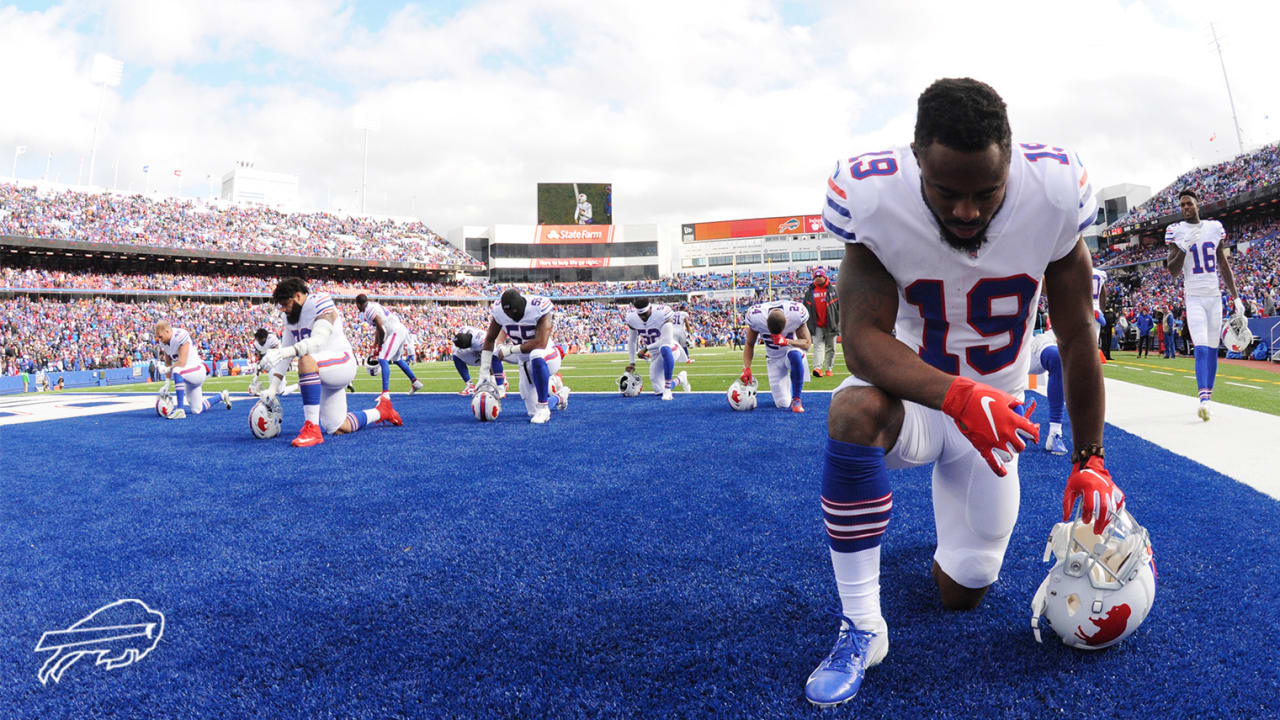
left=1210, top=24, right=1245, bottom=156
left=88, top=54, right=124, bottom=190
left=353, top=111, right=379, bottom=215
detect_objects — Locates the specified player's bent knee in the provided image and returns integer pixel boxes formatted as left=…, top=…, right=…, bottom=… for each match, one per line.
left=828, top=386, right=903, bottom=450
left=932, top=560, right=993, bottom=610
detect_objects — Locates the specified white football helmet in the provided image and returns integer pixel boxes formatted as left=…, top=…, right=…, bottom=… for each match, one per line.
left=248, top=398, right=283, bottom=439
left=550, top=373, right=565, bottom=398
left=1031, top=506, right=1156, bottom=650
left=577, top=193, right=587, bottom=203
left=618, top=371, right=643, bottom=397
left=727, top=378, right=758, bottom=411
left=155, top=393, right=177, bottom=418
left=1222, top=314, right=1253, bottom=354
left=471, top=382, right=501, bottom=422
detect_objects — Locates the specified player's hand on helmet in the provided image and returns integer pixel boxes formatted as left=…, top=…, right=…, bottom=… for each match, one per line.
left=259, top=384, right=278, bottom=406
left=739, top=367, right=753, bottom=384
left=1233, top=298, right=1246, bottom=318
left=1064, top=455, right=1125, bottom=534
left=262, top=347, right=290, bottom=369
left=941, top=376, right=1038, bottom=477
left=772, top=333, right=788, bottom=346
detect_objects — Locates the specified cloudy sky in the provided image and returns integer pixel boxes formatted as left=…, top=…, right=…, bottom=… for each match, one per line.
left=2, top=0, right=1278, bottom=231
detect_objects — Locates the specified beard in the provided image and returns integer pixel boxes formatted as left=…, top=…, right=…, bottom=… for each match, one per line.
left=920, top=182, right=1000, bottom=253
left=286, top=304, right=303, bottom=324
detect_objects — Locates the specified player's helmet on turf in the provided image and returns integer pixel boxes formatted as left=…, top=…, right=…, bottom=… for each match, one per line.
left=248, top=398, right=283, bottom=439
left=618, top=370, right=642, bottom=397
left=1031, top=506, right=1156, bottom=650
left=366, top=354, right=380, bottom=376
left=155, top=393, right=177, bottom=418
left=550, top=373, right=565, bottom=398
left=471, top=382, right=501, bottom=421
left=726, top=378, right=758, bottom=411
left=1222, top=314, right=1253, bottom=354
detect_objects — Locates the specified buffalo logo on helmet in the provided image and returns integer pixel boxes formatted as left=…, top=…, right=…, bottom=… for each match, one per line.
left=1073, top=603, right=1133, bottom=647
left=471, top=383, right=501, bottom=421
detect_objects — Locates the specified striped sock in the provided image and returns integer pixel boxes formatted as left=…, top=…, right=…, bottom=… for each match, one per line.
left=822, top=438, right=893, bottom=625
left=299, top=372, right=321, bottom=425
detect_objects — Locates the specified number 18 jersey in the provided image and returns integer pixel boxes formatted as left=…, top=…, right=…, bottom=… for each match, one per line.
left=822, top=143, right=1094, bottom=394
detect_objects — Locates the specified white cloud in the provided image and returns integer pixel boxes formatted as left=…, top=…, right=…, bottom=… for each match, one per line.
left=3, top=0, right=1280, bottom=231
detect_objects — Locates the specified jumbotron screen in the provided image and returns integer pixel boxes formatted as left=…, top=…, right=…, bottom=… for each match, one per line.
left=537, top=183, right=612, bottom=225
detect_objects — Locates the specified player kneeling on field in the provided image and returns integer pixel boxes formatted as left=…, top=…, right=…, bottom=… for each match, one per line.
left=741, top=300, right=811, bottom=413
left=259, top=277, right=402, bottom=447
left=154, top=320, right=231, bottom=419
left=479, top=288, right=570, bottom=424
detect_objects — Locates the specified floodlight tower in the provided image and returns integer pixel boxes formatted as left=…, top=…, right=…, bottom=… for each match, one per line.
left=88, top=54, right=124, bottom=189
left=353, top=110, right=380, bottom=215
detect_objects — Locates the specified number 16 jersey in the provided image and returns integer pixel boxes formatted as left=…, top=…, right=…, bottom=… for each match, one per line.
left=821, top=143, right=1095, bottom=395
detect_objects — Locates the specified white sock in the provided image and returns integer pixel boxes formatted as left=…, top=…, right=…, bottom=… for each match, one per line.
left=830, top=547, right=882, bottom=628
left=364, top=408, right=380, bottom=425
left=1049, top=422, right=1063, bottom=437
left=304, top=404, right=320, bottom=424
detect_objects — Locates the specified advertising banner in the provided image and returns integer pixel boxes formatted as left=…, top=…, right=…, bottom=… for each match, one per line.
left=534, top=225, right=616, bottom=244
left=684, top=214, right=826, bottom=242
left=530, top=257, right=611, bottom=268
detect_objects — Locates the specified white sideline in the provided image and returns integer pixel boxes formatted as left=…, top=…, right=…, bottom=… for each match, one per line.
left=1097, top=378, right=1280, bottom=501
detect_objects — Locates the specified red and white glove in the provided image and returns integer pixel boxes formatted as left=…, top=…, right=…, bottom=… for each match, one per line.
left=940, top=376, right=1039, bottom=477
left=1064, top=455, right=1125, bottom=534
left=740, top=367, right=753, bottom=384
left=772, top=334, right=789, bottom=347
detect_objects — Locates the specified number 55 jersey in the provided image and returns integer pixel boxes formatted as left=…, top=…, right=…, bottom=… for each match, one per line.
left=822, top=143, right=1096, bottom=395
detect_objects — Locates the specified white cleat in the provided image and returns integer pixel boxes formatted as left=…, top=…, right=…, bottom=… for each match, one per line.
left=662, top=386, right=674, bottom=401
left=556, top=386, right=570, bottom=410
left=496, top=382, right=508, bottom=399
left=531, top=403, right=551, bottom=424
left=167, top=408, right=186, bottom=420
left=220, top=389, right=232, bottom=410
left=410, top=379, right=424, bottom=395
left=1197, top=402, right=1210, bottom=422
left=678, top=370, right=692, bottom=392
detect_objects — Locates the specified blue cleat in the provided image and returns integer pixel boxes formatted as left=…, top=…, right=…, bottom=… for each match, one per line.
left=804, top=613, right=888, bottom=708
left=1045, top=431, right=1068, bottom=456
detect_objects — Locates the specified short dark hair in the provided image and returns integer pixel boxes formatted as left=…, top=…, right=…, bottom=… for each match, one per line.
left=254, top=328, right=269, bottom=344
left=632, top=297, right=650, bottom=310
left=1178, top=189, right=1198, bottom=201
left=914, top=78, right=1011, bottom=155
left=766, top=310, right=785, bottom=335
left=355, top=293, right=368, bottom=307
left=272, top=277, right=308, bottom=304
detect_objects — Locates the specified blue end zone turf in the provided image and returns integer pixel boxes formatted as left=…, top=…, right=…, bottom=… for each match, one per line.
left=2, top=393, right=1277, bottom=717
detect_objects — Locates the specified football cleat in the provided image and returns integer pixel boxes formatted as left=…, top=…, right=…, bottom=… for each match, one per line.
left=376, top=394, right=403, bottom=427
left=678, top=370, right=692, bottom=392
left=661, top=386, right=674, bottom=401
left=813, top=368, right=823, bottom=378
left=410, top=379, right=424, bottom=395
left=791, top=398, right=805, bottom=413
left=1045, top=431, right=1067, bottom=456
left=459, top=382, right=477, bottom=396
left=220, top=389, right=232, bottom=410
left=345, top=383, right=355, bottom=393
left=291, top=420, right=324, bottom=447
left=804, top=614, right=889, bottom=707
left=556, top=385, right=570, bottom=411
left=166, top=408, right=186, bottom=420
left=824, top=369, right=834, bottom=377
left=531, top=403, right=551, bottom=424
left=1197, top=402, right=1210, bottom=422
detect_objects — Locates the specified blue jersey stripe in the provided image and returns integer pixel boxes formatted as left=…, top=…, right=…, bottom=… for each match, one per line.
left=825, top=196, right=851, bottom=219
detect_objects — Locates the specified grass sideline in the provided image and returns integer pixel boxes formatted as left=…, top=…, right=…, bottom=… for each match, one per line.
left=65, top=345, right=1280, bottom=415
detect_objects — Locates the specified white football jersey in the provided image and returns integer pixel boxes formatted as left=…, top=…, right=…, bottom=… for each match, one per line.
left=745, top=300, right=809, bottom=358
left=671, top=310, right=690, bottom=326
left=1164, top=220, right=1227, bottom=298
left=452, top=324, right=487, bottom=366
left=822, top=143, right=1094, bottom=395
left=284, top=292, right=352, bottom=355
left=1091, top=269, right=1107, bottom=311
left=162, top=327, right=202, bottom=367
left=490, top=295, right=554, bottom=361
left=625, top=304, right=675, bottom=347
left=360, top=301, right=406, bottom=333
left=575, top=200, right=593, bottom=223
left=253, top=332, right=280, bottom=356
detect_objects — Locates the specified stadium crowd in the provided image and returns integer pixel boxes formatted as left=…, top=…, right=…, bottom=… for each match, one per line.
left=1107, top=142, right=1280, bottom=227
left=0, top=183, right=476, bottom=266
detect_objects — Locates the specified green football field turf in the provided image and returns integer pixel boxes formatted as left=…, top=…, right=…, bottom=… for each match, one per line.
left=68, top=346, right=1280, bottom=415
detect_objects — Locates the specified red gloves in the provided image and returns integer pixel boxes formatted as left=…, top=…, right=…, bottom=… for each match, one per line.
left=1064, top=456, right=1125, bottom=534
left=772, top=334, right=789, bottom=347
left=941, top=376, right=1039, bottom=477
left=740, top=367, right=753, bottom=384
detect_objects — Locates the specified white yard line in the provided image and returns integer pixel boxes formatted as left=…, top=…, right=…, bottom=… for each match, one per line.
left=1225, top=381, right=1264, bottom=390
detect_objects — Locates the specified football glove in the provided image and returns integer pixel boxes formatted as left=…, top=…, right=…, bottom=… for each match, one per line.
left=772, top=333, right=788, bottom=346
left=637, top=347, right=650, bottom=360
left=1064, top=455, right=1125, bottom=534
left=941, top=376, right=1039, bottom=477
left=157, top=379, right=171, bottom=398
left=1094, top=309, right=1107, bottom=328
left=1233, top=298, right=1246, bottom=318
left=496, top=342, right=521, bottom=360
left=740, top=367, right=753, bottom=384
left=262, top=347, right=292, bottom=369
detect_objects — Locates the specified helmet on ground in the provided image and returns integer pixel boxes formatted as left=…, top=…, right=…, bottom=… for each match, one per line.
left=155, top=393, right=177, bottom=418
left=618, top=371, right=642, bottom=397
left=471, top=383, right=501, bottom=421
left=248, top=398, right=283, bottom=439
left=1031, top=506, right=1156, bottom=650
left=727, top=378, right=758, bottom=411
left=550, top=373, right=565, bottom=398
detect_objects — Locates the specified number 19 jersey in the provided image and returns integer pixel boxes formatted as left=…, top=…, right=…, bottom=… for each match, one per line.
left=822, top=143, right=1094, bottom=394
